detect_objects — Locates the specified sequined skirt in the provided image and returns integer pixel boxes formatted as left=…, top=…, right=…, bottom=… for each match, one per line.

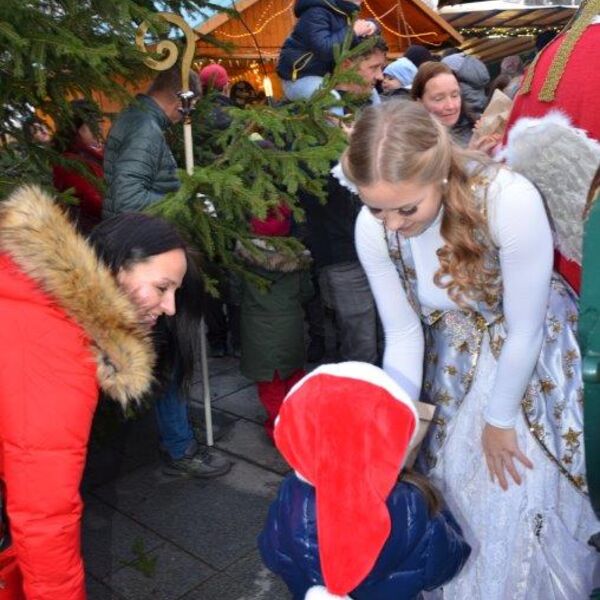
left=417, top=277, right=587, bottom=493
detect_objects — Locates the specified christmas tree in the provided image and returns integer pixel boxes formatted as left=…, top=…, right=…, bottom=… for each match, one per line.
left=1, top=1, right=370, bottom=291
left=0, top=0, right=227, bottom=195
left=150, top=34, right=375, bottom=293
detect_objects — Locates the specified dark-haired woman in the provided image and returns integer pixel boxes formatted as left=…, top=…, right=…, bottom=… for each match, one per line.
left=89, top=214, right=231, bottom=479
left=0, top=185, right=226, bottom=600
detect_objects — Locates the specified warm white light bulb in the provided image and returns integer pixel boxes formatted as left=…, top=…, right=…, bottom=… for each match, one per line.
left=263, top=76, right=273, bottom=98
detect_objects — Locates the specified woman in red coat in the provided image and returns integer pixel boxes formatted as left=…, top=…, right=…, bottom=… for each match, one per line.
left=53, top=100, right=105, bottom=232
left=0, top=185, right=194, bottom=599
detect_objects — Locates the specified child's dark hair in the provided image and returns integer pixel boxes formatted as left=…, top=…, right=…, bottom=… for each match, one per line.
left=401, top=469, right=443, bottom=515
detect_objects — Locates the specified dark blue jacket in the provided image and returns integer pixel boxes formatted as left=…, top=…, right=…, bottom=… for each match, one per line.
left=258, top=474, right=471, bottom=600
left=277, top=0, right=360, bottom=81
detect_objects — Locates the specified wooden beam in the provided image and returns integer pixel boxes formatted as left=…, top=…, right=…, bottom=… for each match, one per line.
left=196, top=0, right=263, bottom=35
left=460, top=36, right=493, bottom=52
left=448, top=10, right=502, bottom=28
left=536, top=9, right=575, bottom=26
left=465, top=37, right=518, bottom=59
left=503, top=8, right=562, bottom=27
left=474, top=37, right=534, bottom=62
left=403, top=0, right=465, bottom=44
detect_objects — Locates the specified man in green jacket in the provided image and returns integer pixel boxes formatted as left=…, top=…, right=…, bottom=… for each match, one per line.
left=102, top=65, right=200, bottom=218
left=102, top=66, right=231, bottom=479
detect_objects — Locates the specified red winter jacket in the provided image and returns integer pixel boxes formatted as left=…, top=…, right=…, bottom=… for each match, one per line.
left=0, top=186, right=154, bottom=600
left=53, top=138, right=104, bottom=227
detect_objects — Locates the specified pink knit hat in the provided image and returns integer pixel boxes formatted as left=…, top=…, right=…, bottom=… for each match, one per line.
left=198, top=64, right=229, bottom=91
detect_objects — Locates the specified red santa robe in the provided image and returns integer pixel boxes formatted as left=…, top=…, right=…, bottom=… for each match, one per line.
left=504, top=16, right=600, bottom=293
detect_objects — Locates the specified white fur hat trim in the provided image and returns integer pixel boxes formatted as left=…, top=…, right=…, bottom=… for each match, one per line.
left=305, top=585, right=352, bottom=600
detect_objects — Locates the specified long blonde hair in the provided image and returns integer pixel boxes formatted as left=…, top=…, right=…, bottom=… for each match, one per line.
left=343, top=100, right=499, bottom=307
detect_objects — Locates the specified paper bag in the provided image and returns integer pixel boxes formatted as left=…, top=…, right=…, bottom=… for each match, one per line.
left=472, top=88, right=513, bottom=141
left=405, top=401, right=436, bottom=468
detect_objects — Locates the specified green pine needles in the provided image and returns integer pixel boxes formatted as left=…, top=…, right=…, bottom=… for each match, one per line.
left=1, top=3, right=372, bottom=293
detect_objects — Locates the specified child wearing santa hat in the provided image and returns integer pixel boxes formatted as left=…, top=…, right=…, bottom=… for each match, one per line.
left=258, top=362, right=470, bottom=599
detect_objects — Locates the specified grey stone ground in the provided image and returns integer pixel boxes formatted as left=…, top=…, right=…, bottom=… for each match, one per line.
left=82, top=355, right=293, bottom=600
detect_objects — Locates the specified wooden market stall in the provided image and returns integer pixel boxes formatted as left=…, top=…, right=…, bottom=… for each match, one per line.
left=439, top=1, right=577, bottom=63
left=194, top=0, right=463, bottom=97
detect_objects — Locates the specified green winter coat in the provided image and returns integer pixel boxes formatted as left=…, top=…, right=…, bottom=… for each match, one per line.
left=233, top=241, right=314, bottom=382
left=102, top=95, right=180, bottom=218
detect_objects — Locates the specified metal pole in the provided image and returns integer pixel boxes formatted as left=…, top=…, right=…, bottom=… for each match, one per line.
left=137, top=13, right=213, bottom=445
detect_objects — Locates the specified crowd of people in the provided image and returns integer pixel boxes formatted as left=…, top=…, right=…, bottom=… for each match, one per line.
left=1, top=0, right=599, bottom=598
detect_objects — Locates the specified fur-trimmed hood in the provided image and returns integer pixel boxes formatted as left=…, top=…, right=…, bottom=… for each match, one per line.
left=235, top=238, right=312, bottom=272
left=0, top=185, right=155, bottom=407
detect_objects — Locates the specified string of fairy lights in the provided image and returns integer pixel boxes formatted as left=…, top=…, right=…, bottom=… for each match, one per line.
left=210, top=0, right=440, bottom=42
left=193, top=2, right=564, bottom=93
left=458, top=24, right=563, bottom=38
left=363, top=0, right=441, bottom=44
left=194, top=0, right=447, bottom=91
left=216, top=0, right=295, bottom=39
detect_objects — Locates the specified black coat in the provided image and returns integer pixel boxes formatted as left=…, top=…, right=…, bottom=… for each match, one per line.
left=277, top=0, right=360, bottom=81
left=299, top=91, right=375, bottom=269
left=299, top=173, right=362, bottom=269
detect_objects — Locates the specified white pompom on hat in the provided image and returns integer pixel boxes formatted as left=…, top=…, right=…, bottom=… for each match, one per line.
left=305, top=585, right=351, bottom=600
left=274, top=362, right=419, bottom=599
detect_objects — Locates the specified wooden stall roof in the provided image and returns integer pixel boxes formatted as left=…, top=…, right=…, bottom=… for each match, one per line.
left=439, top=1, right=576, bottom=62
left=195, top=0, right=464, bottom=61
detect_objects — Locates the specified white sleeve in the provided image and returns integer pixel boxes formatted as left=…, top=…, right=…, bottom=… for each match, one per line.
left=484, top=170, right=554, bottom=428
left=355, top=207, right=424, bottom=400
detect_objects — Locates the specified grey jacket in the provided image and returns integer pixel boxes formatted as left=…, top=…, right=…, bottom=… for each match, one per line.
left=102, top=95, right=180, bottom=218
left=442, top=54, right=490, bottom=115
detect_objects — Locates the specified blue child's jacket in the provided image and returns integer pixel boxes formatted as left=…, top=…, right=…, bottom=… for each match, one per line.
left=259, top=473, right=471, bottom=599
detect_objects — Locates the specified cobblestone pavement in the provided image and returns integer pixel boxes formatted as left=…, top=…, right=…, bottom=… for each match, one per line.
left=82, top=356, right=291, bottom=600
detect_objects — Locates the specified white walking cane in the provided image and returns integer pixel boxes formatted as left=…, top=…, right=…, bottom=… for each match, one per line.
left=136, top=13, right=214, bottom=445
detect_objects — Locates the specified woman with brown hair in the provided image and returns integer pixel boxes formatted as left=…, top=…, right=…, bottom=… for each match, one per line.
left=411, top=61, right=499, bottom=153
left=343, top=100, right=599, bottom=598
left=411, top=62, right=473, bottom=146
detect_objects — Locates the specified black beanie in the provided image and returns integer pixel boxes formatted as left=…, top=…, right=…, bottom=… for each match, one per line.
left=404, top=45, right=433, bottom=68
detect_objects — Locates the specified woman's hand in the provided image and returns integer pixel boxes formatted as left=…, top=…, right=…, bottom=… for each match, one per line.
left=482, top=424, right=533, bottom=490
left=468, top=133, right=502, bottom=156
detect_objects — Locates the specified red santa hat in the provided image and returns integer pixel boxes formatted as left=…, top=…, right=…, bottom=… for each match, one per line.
left=274, top=362, right=419, bottom=599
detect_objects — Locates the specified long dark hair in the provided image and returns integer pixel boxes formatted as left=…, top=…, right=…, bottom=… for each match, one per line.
left=89, top=213, right=203, bottom=394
